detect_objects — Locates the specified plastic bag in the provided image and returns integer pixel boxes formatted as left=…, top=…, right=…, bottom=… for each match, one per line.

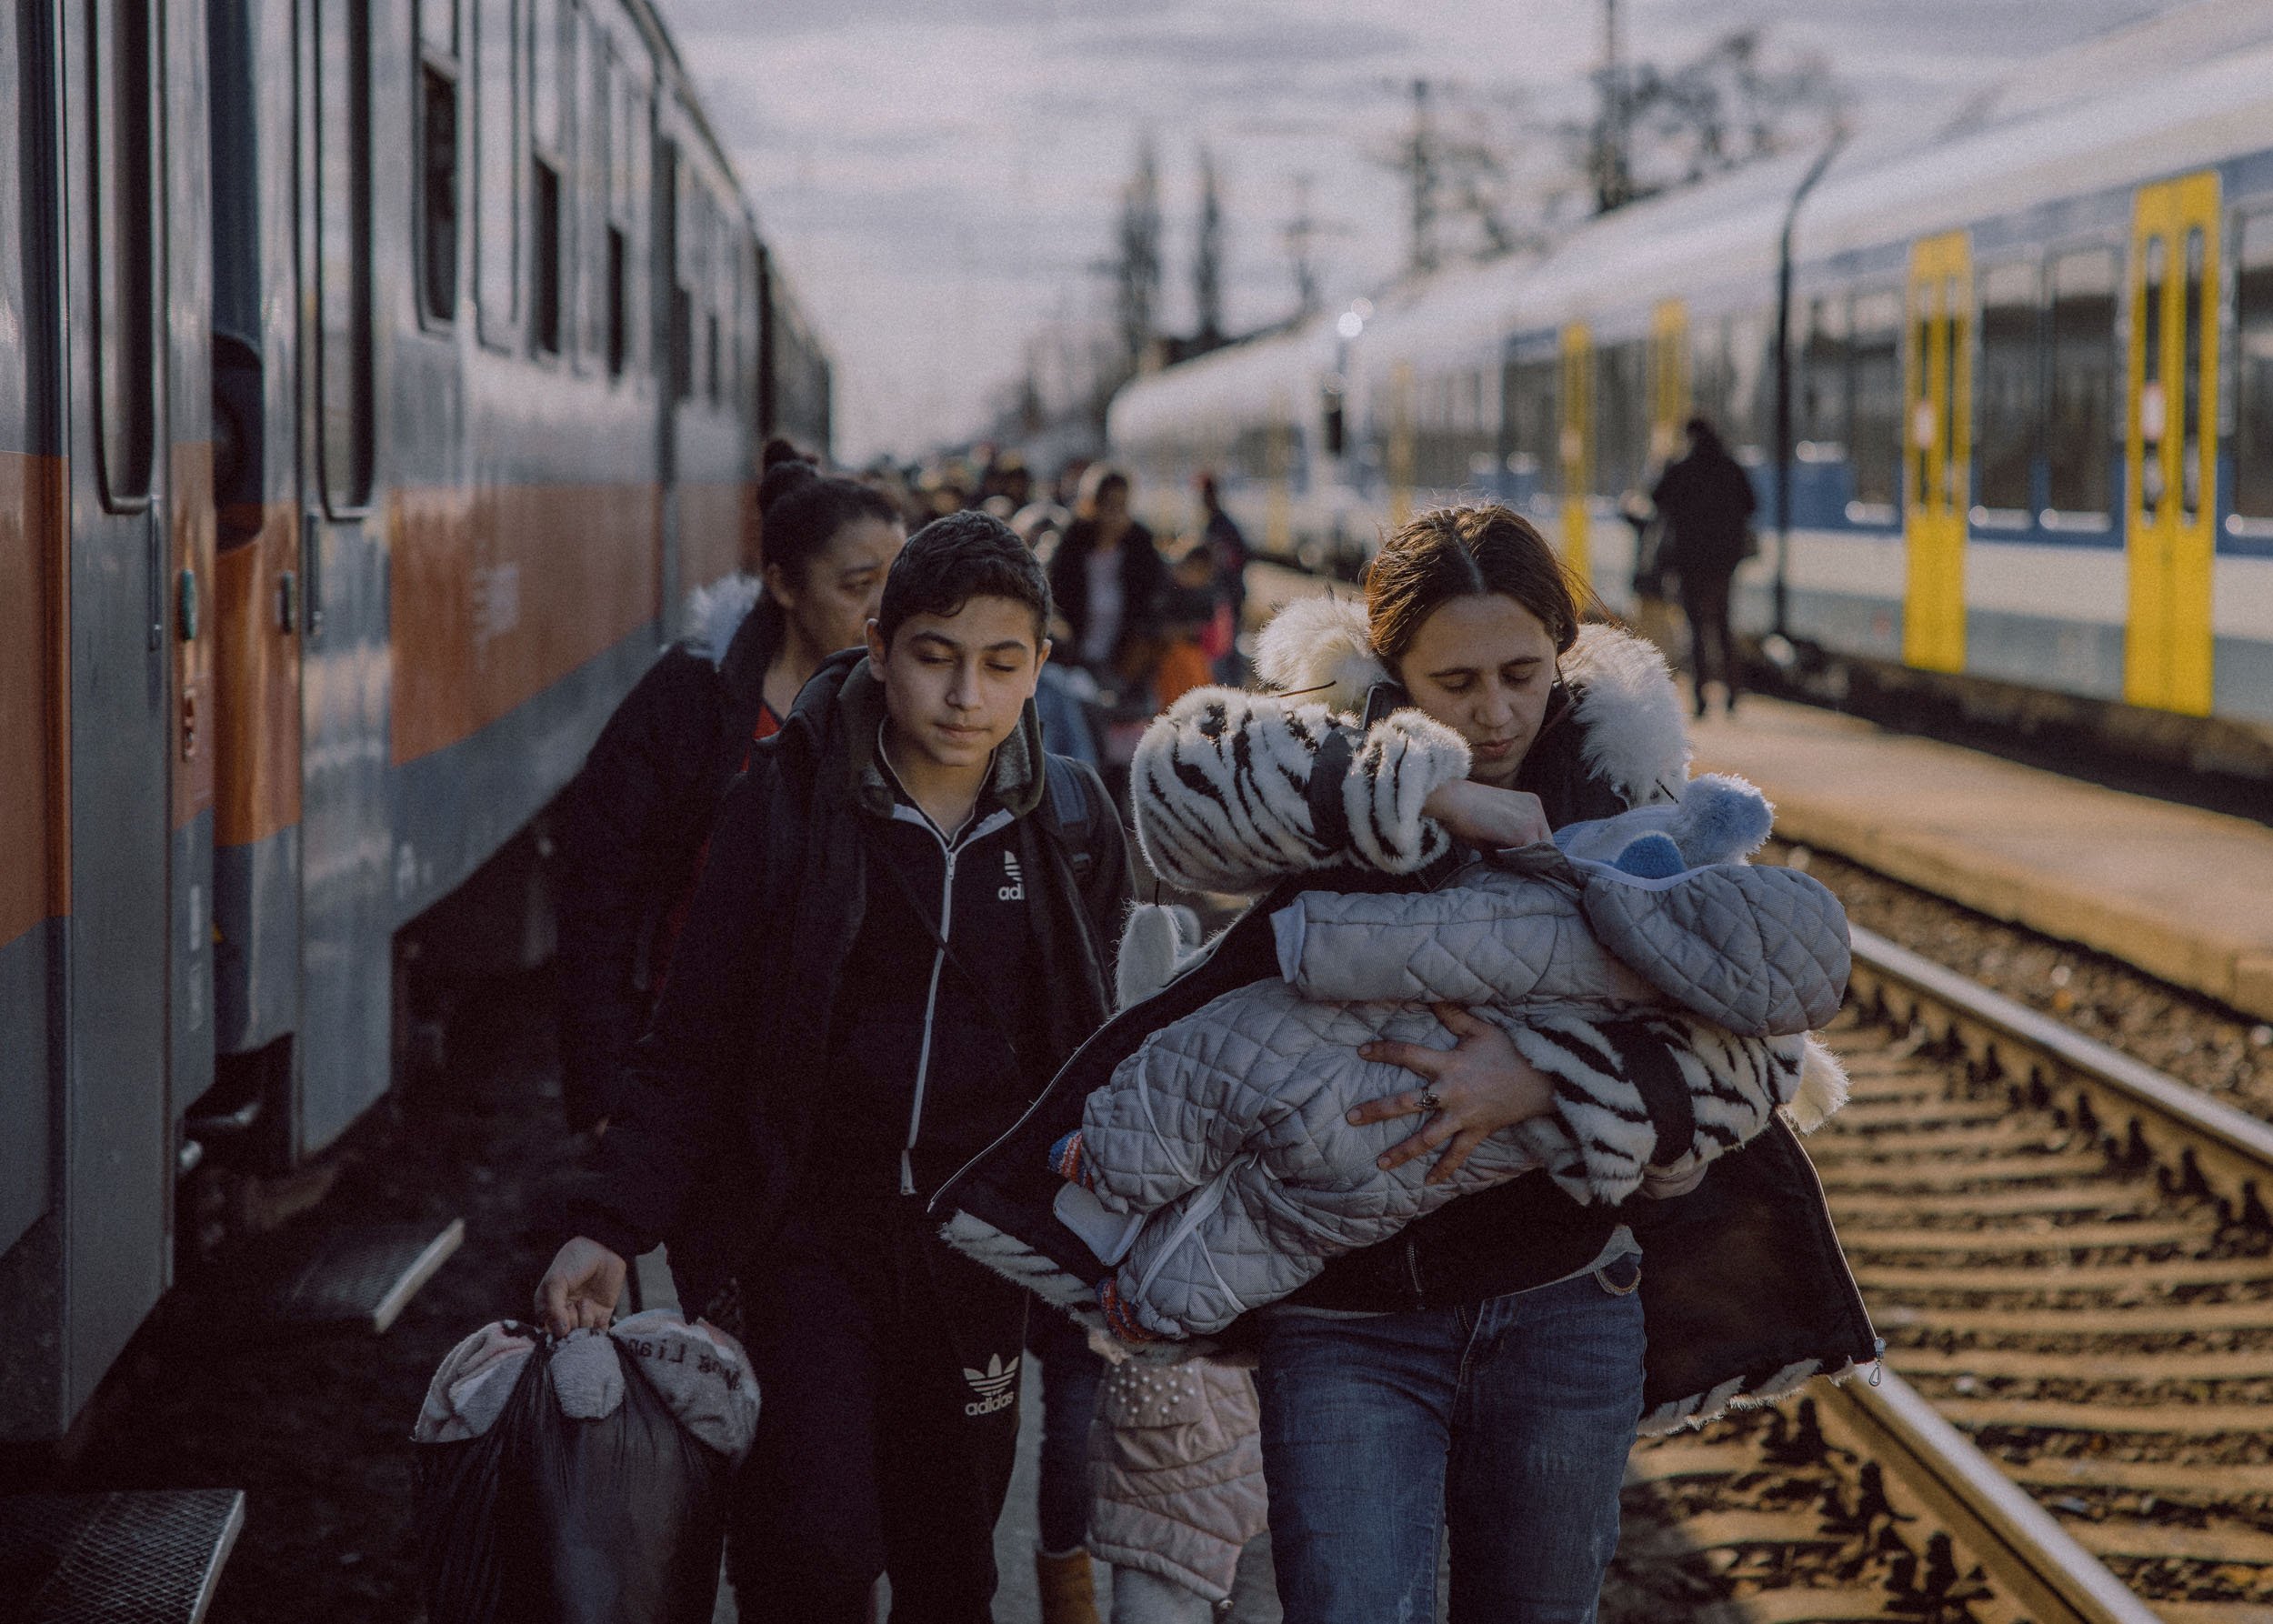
left=414, top=1325, right=734, bottom=1624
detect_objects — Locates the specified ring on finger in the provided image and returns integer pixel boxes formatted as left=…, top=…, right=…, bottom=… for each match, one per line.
left=1416, top=1088, right=1444, bottom=1113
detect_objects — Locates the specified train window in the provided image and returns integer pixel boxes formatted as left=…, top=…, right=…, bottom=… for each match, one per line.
left=530, top=165, right=561, bottom=355
left=527, top=0, right=566, bottom=356
left=1799, top=296, right=1847, bottom=457
left=1942, top=276, right=1965, bottom=507
left=417, top=50, right=459, bottom=324
left=2047, top=247, right=2117, bottom=520
left=606, top=226, right=627, bottom=378
left=530, top=0, right=557, bottom=152
left=578, top=15, right=605, bottom=364
left=599, top=54, right=628, bottom=380
left=476, top=0, right=518, bottom=340
left=1594, top=340, right=1647, bottom=499
left=2180, top=226, right=2205, bottom=523
left=1687, top=321, right=1726, bottom=441
left=1518, top=356, right=1560, bottom=499
left=1908, top=281, right=1934, bottom=508
left=1849, top=290, right=1902, bottom=513
left=1974, top=261, right=2039, bottom=518
left=1722, top=311, right=1768, bottom=459
left=2139, top=236, right=2168, bottom=520
left=2235, top=213, right=2273, bottom=523
left=318, top=0, right=374, bottom=510
left=94, top=0, right=155, bottom=506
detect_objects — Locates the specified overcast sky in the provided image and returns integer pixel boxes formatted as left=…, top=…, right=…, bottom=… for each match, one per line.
left=666, top=0, right=2171, bottom=464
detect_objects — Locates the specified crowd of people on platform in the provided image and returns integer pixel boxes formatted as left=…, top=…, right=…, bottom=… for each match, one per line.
left=529, top=421, right=1857, bottom=1624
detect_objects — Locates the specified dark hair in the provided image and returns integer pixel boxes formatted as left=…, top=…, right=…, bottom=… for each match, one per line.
left=1074, top=461, right=1130, bottom=520
left=1365, top=504, right=1589, bottom=668
left=764, top=471, right=897, bottom=582
left=876, top=510, right=1053, bottom=648
left=761, top=436, right=813, bottom=472
left=1684, top=416, right=1727, bottom=458
left=758, top=456, right=819, bottom=516
left=747, top=467, right=898, bottom=646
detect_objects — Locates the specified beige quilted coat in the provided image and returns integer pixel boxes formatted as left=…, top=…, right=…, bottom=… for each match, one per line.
left=1086, top=1356, right=1267, bottom=1602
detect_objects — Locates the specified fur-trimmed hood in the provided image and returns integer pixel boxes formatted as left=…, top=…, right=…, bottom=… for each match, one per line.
left=1252, top=595, right=1689, bottom=807
left=684, top=573, right=764, bottom=668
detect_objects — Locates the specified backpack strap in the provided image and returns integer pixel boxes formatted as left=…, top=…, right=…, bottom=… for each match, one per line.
left=1043, top=752, right=1103, bottom=886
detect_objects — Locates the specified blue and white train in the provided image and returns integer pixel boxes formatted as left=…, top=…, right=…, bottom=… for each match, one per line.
left=1110, top=3, right=2273, bottom=763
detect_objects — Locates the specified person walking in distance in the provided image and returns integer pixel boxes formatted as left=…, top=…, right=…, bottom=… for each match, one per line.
left=1649, top=416, right=1757, bottom=717
left=1196, top=471, right=1247, bottom=681
left=1046, top=463, right=1167, bottom=690
left=537, top=514, right=1132, bottom=1623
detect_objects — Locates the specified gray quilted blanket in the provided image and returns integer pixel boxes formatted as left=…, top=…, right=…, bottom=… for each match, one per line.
left=1282, top=847, right=1849, bottom=1038
left=1076, top=851, right=1847, bottom=1340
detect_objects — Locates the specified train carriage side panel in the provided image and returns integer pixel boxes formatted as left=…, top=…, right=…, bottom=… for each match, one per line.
left=168, top=0, right=219, bottom=1152
left=208, top=0, right=305, bottom=1067
left=2219, top=164, right=2273, bottom=729
left=0, top=0, right=71, bottom=1442
left=664, top=145, right=753, bottom=597
left=1, top=0, right=186, bottom=1439
left=386, top=0, right=669, bottom=960
left=292, top=0, right=395, bottom=1153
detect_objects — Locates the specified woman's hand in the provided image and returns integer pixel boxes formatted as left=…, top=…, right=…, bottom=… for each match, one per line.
left=1348, top=1006, right=1557, bottom=1185
left=1422, top=779, right=1552, bottom=851
left=536, top=1237, right=627, bottom=1335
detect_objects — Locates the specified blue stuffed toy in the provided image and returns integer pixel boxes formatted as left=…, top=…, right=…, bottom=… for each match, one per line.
left=1551, top=773, right=1775, bottom=880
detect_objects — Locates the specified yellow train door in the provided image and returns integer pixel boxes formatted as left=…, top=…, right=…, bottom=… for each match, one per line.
left=1649, top=300, right=1690, bottom=468
left=1559, top=324, right=1593, bottom=582
left=2126, top=173, right=2221, bottom=715
left=1904, top=232, right=1971, bottom=673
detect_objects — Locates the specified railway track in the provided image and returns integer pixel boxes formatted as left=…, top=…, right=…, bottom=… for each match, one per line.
left=1619, top=926, right=2273, bottom=1624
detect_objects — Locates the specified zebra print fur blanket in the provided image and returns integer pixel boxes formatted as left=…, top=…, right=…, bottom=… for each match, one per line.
left=1133, top=600, right=1691, bottom=897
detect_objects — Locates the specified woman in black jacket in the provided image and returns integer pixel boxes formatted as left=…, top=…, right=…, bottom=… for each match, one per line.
left=935, top=505, right=1872, bottom=1624
left=1046, top=462, right=1167, bottom=690
left=1650, top=416, right=1758, bottom=717
left=550, top=458, right=903, bottom=1132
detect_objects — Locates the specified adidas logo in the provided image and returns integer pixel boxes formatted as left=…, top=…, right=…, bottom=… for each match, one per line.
left=997, top=849, right=1025, bottom=903
left=962, top=1352, right=1020, bottom=1417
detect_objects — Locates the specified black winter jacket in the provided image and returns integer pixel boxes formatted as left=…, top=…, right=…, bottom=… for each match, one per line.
left=1651, top=446, right=1758, bottom=576
left=566, top=650, right=1133, bottom=1311
left=1048, top=519, right=1167, bottom=676
left=552, top=578, right=780, bottom=1130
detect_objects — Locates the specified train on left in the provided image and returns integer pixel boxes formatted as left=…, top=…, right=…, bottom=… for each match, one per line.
left=0, top=0, right=829, bottom=1443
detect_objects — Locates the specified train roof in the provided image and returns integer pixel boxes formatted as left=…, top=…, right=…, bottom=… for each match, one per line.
left=623, top=0, right=761, bottom=236
left=1797, top=14, right=2273, bottom=266
left=1936, top=0, right=2273, bottom=140
left=1106, top=317, right=1337, bottom=439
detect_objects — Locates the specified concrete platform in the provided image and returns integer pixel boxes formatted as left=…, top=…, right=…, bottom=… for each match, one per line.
left=1688, top=698, right=2273, bottom=1023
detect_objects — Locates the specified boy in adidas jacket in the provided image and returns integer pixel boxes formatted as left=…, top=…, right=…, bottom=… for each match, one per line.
left=536, top=513, right=1131, bottom=1624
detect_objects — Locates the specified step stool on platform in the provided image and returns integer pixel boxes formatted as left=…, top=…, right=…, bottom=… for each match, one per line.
left=0, top=1489, right=245, bottom=1624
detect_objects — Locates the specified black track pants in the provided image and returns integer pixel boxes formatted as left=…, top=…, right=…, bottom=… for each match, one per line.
left=725, top=1203, right=1030, bottom=1624
left=1680, top=564, right=1738, bottom=701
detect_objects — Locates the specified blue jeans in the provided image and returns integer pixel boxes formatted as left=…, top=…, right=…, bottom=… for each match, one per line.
left=1255, top=1255, right=1647, bottom=1624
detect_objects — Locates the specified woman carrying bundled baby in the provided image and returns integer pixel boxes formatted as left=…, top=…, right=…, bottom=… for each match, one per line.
left=932, top=504, right=1876, bottom=1624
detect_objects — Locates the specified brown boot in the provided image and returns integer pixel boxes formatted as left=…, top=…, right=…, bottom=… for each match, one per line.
left=1035, top=1548, right=1103, bottom=1624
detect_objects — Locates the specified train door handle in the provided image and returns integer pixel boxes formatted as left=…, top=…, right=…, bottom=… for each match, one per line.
left=277, top=569, right=299, bottom=633
left=146, top=508, right=165, bottom=651
left=300, top=510, right=325, bottom=641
